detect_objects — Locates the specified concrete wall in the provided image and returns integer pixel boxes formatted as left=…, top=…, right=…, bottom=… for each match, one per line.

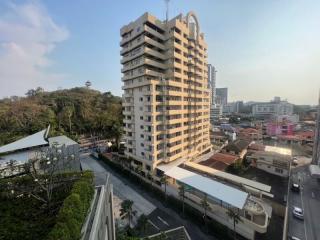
left=82, top=175, right=115, bottom=240
left=257, top=163, right=289, bottom=178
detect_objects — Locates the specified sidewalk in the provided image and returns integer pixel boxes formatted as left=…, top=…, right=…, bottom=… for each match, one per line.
left=80, top=154, right=156, bottom=227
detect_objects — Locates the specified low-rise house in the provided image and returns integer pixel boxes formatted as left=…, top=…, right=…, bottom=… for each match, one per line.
left=246, top=145, right=291, bottom=177
left=199, top=152, right=239, bottom=171
left=237, top=128, right=262, bottom=142
left=277, top=130, right=314, bottom=145
left=210, top=129, right=228, bottom=147
left=266, top=119, right=295, bottom=136
left=222, top=139, right=250, bottom=159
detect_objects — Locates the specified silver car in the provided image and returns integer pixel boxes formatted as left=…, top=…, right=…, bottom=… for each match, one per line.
left=292, top=207, right=304, bottom=220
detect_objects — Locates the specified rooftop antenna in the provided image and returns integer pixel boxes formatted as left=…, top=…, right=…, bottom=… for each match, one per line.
left=165, top=0, right=170, bottom=23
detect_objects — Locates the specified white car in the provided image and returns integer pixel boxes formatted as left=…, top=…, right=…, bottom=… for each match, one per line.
left=289, top=236, right=301, bottom=240
left=292, top=207, right=304, bottom=220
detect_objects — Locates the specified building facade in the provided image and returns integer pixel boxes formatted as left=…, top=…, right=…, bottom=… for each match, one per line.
left=247, top=146, right=292, bottom=177
left=210, top=104, right=223, bottom=122
left=216, top=87, right=228, bottom=106
left=81, top=175, right=116, bottom=240
left=121, top=12, right=211, bottom=171
left=207, top=64, right=216, bottom=106
left=312, top=92, right=320, bottom=165
left=252, top=97, right=293, bottom=117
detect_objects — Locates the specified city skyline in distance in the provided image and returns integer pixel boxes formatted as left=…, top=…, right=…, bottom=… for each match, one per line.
left=0, top=0, right=319, bottom=105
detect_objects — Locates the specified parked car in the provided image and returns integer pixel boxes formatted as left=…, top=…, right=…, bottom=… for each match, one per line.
left=292, top=157, right=298, bottom=166
left=292, top=206, right=304, bottom=220
left=288, top=236, right=301, bottom=240
left=291, top=183, right=300, bottom=192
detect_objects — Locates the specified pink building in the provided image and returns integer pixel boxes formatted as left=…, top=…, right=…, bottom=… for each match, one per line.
left=266, top=120, right=295, bottom=136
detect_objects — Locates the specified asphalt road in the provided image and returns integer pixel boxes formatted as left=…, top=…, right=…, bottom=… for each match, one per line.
left=288, top=166, right=320, bottom=240
left=80, top=153, right=215, bottom=240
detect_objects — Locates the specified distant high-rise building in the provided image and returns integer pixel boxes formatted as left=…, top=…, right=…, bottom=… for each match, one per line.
left=216, top=87, right=228, bottom=106
left=208, top=64, right=218, bottom=123
left=252, top=97, right=293, bottom=117
left=312, top=92, right=320, bottom=165
left=120, top=12, right=211, bottom=171
left=207, top=64, right=216, bottom=105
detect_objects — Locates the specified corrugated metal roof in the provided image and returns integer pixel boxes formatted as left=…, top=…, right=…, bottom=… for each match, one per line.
left=186, top=162, right=272, bottom=193
left=165, top=166, right=248, bottom=209
left=264, top=146, right=292, bottom=155
left=48, top=136, right=78, bottom=146
left=156, top=156, right=188, bottom=172
left=0, top=129, right=48, bottom=154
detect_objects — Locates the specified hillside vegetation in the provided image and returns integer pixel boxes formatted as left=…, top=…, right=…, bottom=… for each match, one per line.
left=0, top=87, right=123, bottom=145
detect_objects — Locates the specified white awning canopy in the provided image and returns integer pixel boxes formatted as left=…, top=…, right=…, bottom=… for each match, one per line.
left=156, top=156, right=188, bottom=172
left=165, top=166, right=248, bottom=209
left=186, top=162, right=271, bottom=193
left=0, top=129, right=48, bottom=154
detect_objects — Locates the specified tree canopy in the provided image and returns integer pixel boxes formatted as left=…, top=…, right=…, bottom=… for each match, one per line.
left=0, top=87, right=123, bottom=145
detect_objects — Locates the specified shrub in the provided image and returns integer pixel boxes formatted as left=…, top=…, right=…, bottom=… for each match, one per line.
left=46, top=172, right=94, bottom=240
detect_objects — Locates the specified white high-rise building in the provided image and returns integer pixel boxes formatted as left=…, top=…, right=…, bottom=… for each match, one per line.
left=121, top=12, right=211, bottom=172
left=207, top=64, right=216, bottom=105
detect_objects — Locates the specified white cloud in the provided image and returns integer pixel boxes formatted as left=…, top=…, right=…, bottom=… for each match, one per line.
left=0, top=1, right=69, bottom=97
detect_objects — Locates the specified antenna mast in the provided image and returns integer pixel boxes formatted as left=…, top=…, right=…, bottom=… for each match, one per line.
left=165, top=0, right=170, bottom=23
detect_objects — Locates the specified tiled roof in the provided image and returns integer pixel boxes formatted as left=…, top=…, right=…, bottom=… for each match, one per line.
left=199, top=153, right=239, bottom=171
left=248, top=143, right=265, bottom=151
left=238, top=128, right=259, bottom=134
left=224, top=139, right=250, bottom=153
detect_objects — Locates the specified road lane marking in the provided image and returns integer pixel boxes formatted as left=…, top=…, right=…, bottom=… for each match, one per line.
left=300, top=190, right=308, bottom=240
left=157, top=216, right=170, bottom=226
left=148, top=220, right=160, bottom=230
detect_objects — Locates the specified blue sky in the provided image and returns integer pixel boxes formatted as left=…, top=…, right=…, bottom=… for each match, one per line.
left=0, top=0, right=319, bottom=104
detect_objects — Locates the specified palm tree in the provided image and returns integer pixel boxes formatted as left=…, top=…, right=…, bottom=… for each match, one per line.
left=178, top=184, right=186, bottom=216
left=135, top=165, right=143, bottom=184
left=135, top=165, right=142, bottom=175
left=200, top=194, right=211, bottom=232
left=137, top=214, right=149, bottom=234
left=120, top=199, right=137, bottom=228
left=147, top=171, right=153, bottom=187
left=227, top=208, right=242, bottom=240
left=160, top=175, right=168, bottom=202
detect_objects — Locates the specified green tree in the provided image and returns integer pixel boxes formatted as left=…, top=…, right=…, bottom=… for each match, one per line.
left=120, top=199, right=137, bottom=228
left=0, top=87, right=123, bottom=145
left=160, top=175, right=168, bottom=202
left=137, top=214, right=149, bottom=234
left=200, top=193, right=211, bottom=232
left=227, top=208, right=242, bottom=240
left=178, top=184, right=186, bottom=216
left=147, top=171, right=153, bottom=188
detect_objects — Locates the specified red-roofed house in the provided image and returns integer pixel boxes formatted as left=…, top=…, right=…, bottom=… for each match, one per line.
left=237, top=128, right=263, bottom=142
left=199, top=153, right=239, bottom=171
